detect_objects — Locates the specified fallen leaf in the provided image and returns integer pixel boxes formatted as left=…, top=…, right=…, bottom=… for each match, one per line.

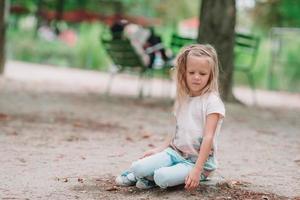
left=231, top=180, right=250, bottom=186
left=126, top=136, right=133, bottom=141
left=81, top=156, right=86, bottom=160
left=128, top=188, right=133, bottom=192
left=217, top=180, right=249, bottom=189
left=0, top=113, right=10, bottom=121
left=108, top=152, right=125, bottom=157
left=7, top=131, right=18, bottom=136
left=105, top=186, right=118, bottom=191
left=189, top=192, right=197, bottom=196
left=141, top=131, right=152, bottom=139
left=234, top=117, right=246, bottom=123
left=73, top=122, right=85, bottom=128
left=148, top=143, right=155, bottom=148
left=17, top=158, right=26, bottom=163
left=256, top=129, right=276, bottom=135
left=262, top=195, right=269, bottom=200
left=57, top=154, right=64, bottom=159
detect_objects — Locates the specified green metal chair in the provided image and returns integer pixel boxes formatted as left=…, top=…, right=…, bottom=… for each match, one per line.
left=234, top=32, right=260, bottom=103
left=101, top=36, right=172, bottom=98
left=101, top=37, right=145, bottom=97
left=170, top=33, right=197, bottom=57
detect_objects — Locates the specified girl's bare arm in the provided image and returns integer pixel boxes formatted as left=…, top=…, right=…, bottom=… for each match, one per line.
left=185, top=113, right=220, bottom=190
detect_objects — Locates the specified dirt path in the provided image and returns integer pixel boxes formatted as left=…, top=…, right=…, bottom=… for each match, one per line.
left=0, top=61, right=300, bottom=199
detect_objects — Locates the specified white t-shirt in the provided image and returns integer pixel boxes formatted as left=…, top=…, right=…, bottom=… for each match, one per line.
left=170, top=92, right=225, bottom=163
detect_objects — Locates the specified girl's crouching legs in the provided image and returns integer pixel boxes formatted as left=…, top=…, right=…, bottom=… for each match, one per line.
left=130, top=160, right=150, bottom=179
left=130, top=160, right=158, bottom=189
left=153, top=168, right=169, bottom=188
left=153, top=163, right=193, bottom=189
left=130, top=150, right=172, bottom=179
left=130, top=150, right=173, bottom=189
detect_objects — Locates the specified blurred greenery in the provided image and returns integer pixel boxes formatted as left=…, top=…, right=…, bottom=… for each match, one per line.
left=252, top=0, right=300, bottom=31
left=267, top=34, right=300, bottom=92
left=7, top=0, right=199, bottom=70
left=7, top=22, right=109, bottom=70
left=6, top=0, right=300, bottom=92
left=10, top=0, right=200, bottom=24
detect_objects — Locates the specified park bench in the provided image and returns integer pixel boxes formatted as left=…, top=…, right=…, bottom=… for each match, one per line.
left=101, top=36, right=172, bottom=98
left=169, top=33, right=197, bottom=56
left=234, top=32, right=260, bottom=102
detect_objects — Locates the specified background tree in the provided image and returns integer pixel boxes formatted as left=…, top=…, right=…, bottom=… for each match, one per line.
left=0, top=0, right=7, bottom=74
left=197, top=0, right=236, bottom=101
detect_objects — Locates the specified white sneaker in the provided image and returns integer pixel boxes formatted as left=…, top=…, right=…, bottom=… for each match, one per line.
left=200, top=173, right=209, bottom=182
left=127, top=172, right=136, bottom=182
left=135, top=178, right=155, bottom=189
left=115, top=171, right=136, bottom=186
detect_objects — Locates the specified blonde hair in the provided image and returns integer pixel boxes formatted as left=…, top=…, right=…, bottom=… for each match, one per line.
left=174, top=44, right=220, bottom=111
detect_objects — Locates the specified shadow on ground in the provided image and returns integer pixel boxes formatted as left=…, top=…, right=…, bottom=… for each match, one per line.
left=70, top=175, right=287, bottom=200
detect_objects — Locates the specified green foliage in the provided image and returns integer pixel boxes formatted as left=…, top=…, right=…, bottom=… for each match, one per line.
left=74, top=23, right=109, bottom=70
left=7, top=0, right=200, bottom=75
left=10, top=0, right=37, bottom=12
left=7, top=20, right=109, bottom=70
left=286, top=45, right=300, bottom=74
left=10, top=0, right=92, bottom=12
left=253, top=0, right=300, bottom=30
left=270, top=37, right=300, bottom=92
left=10, top=0, right=200, bottom=26
left=121, top=0, right=200, bottom=26
left=285, top=46, right=300, bottom=91
left=234, top=34, right=300, bottom=92
left=7, top=27, right=67, bottom=65
left=278, top=0, right=300, bottom=27
left=234, top=37, right=269, bottom=89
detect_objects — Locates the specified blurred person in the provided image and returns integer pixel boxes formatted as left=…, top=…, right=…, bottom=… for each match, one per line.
left=110, top=19, right=128, bottom=39
left=38, top=25, right=56, bottom=41
left=143, top=27, right=169, bottom=68
left=124, top=23, right=149, bottom=66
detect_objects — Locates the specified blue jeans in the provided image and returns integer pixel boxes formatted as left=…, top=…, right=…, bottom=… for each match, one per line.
left=130, top=147, right=216, bottom=188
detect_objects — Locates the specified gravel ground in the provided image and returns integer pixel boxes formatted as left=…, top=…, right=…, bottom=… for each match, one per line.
left=0, top=61, right=299, bottom=199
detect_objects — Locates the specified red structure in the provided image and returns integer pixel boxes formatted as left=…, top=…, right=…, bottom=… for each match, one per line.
left=9, top=2, right=160, bottom=27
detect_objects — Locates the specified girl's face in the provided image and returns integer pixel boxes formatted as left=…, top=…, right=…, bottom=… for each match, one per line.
left=186, top=55, right=211, bottom=96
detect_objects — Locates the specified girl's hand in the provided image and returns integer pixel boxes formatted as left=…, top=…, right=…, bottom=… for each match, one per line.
left=185, top=168, right=201, bottom=190
left=140, top=148, right=161, bottom=158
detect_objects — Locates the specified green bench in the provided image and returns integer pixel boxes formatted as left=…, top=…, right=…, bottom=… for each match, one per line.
left=169, top=33, right=197, bottom=56
left=234, top=32, right=260, bottom=102
left=101, top=36, right=172, bottom=98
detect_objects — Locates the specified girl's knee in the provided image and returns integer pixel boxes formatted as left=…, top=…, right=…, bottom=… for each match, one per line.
left=153, top=169, right=170, bottom=188
left=130, top=160, right=148, bottom=178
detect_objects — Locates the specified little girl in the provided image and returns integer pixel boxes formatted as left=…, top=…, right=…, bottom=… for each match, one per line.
left=115, top=44, right=225, bottom=190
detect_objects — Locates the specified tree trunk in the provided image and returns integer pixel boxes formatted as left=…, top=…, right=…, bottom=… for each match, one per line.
left=54, top=0, right=65, bottom=35
left=35, top=0, right=44, bottom=37
left=197, top=0, right=236, bottom=101
left=0, top=0, right=7, bottom=74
